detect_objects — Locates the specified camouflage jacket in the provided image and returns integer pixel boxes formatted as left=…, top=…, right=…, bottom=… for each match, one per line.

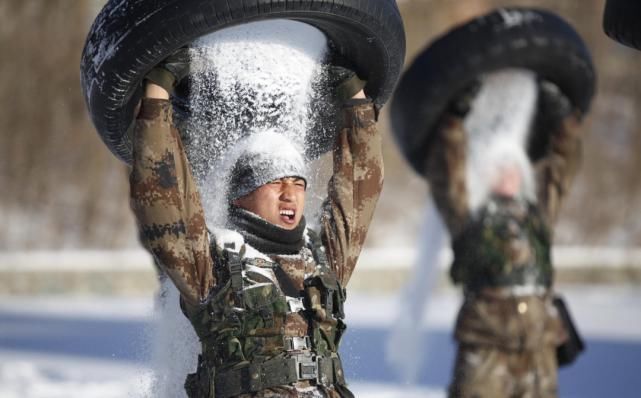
left=450, top=195, right=553, bottom=290
left=130, top=98, right=382, bottom=304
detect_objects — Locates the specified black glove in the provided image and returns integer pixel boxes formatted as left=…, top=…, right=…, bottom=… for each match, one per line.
left=324, top=50, right=367, bottom=102
left=144, top=47, right=190, bottom=94
left=327, top=65, right=367, bottom=102
left=529, top=79, right=576, bottom=161
left=536, top=79, right=574, bottom=125
left=446, top=80, right=481, bottom=118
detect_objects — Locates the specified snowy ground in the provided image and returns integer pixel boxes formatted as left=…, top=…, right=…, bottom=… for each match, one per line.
left=1, top=285, right=640, bottom=398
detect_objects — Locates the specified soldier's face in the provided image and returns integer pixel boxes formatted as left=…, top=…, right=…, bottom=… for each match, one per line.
left=233, top=177, right=306, bottom=230
left=491, top=165, right=522, bottom=197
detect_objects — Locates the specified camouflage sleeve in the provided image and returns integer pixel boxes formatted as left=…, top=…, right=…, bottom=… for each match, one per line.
left=130, top=98, right=214, bottom=305
left=425, top=115, right=471, bottom=238
left=320, top=99, right=383, bottom=286
left=534, top=114, right=583, bottom=227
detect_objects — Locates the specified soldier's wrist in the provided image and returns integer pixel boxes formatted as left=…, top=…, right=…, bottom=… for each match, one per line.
left=144, top=82, right=170, bottom=100
left=342, top=101, right=376, bottom=127
left=138, top=98, right=173, bottom=121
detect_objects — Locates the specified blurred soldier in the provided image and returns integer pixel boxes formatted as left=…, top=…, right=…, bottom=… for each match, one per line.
left=129, top=50, right=383, bottom=397
left=427, top=74, right=583, bottom=398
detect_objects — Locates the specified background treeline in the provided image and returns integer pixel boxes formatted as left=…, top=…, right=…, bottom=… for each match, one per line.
left=1, top=0, right=639, bottom=250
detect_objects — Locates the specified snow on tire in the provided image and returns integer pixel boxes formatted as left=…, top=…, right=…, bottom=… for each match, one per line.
left=80, top=0, right=406, bottom=164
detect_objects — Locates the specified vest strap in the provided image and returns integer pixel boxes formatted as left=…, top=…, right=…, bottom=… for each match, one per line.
left=223, top=249, right=245, bottom=307
left=214, top=354, right=343, bottom=398
left=308, top=229, right=329, bottom=268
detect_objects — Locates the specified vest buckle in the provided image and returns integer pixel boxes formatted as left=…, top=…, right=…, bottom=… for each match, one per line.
left=286, top=296, right=306, bottom=313
left=294, top=352, right=318, bottom=381
left=285, top=335, right=311, bottom=351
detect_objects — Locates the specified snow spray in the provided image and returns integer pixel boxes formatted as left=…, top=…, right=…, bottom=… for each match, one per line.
left=148, top=20, right=328, bottom=398
left=176, top=19, right=328, bottom=227
left=464, top=69, right=538, bottom=212
left=386, top=197, right=449, bottom=384
left=385, top=69, right=539, bottom=385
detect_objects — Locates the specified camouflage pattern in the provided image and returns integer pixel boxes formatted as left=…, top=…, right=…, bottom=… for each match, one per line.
left=319, top=101, right=383, bottom=286
left=425, top=116, right=470, bottom=238
left=426, top=113, right=582, bottom=398
left=130, top=99, right=214, bottom=306
left=533, top=115, right=583, bottom=227
left=453, top=293, right=566, bottom=353
left=450, top=196, right=553, bottom=291
left=449, top=343, right=559, bottom=398
left=182, top=238, right=349, bottom=398
left=426, top=114, right=582, bottom=238
left=130, top=98, right=382, bottom=397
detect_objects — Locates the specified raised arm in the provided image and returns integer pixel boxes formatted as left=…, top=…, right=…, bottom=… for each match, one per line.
left=320, top=90, right=384, bottom=286
left=130, top=79, right=214, bottom=306
left=534, top=115, right=583, bottom=228
left=425, top=114, right=471, bottom=239
left=533, top=82, right=583, bottom=228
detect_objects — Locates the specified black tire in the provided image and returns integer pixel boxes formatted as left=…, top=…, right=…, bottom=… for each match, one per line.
left=391, top=7, right=596, bottom=177
left=81, top=0, right=406, bottom=164
left=603, top=0, right=641, bottom=50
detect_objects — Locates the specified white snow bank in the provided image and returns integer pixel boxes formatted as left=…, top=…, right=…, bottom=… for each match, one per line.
left=0, top=250, right=154, bottom=272
left=0, top=350, right=152, bottom=398
left=0, top=296, right=153, bottom=320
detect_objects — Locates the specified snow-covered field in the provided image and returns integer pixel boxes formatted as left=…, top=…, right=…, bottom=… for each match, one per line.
left=1, top=286, right=640, bottom=398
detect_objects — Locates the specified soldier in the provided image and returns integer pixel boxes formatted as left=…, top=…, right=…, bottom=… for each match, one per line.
left=129, top=50, right=383, bottom=397
left=426, top=75, right=583, bottom=398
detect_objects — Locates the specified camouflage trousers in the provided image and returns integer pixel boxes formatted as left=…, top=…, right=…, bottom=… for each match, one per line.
left=448, top=343, right=558, bottom=398
left=447, top=292, right=565, bottom=398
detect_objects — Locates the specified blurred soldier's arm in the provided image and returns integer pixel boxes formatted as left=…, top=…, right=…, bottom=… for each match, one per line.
left=425, top=81, right=480, bottom=239
left=320, top=88, right=384, bottom=286
left=533, top=82, right=583, bottom=228
left=130, top=65, right=215, bottom=306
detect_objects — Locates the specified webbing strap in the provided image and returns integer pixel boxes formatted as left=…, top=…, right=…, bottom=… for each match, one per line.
left=214, top=354, right=342, bottom=398
left=307, top=230, right=329, bottom=269
left=225, top=249, right=244, bottom=307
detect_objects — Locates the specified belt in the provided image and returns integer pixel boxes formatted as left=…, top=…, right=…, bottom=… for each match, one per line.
left=215, top=353, right=345, bottom=398
left=474, top=285, right=550, bottom=299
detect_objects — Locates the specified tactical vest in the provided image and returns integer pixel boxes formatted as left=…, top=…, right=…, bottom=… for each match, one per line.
left=183, top=229, right=351, bottom=398
left=450, top=196, right=553, bottom=291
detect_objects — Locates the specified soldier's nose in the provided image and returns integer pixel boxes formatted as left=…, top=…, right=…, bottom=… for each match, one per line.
left=280, top=190, right=294, bottom=201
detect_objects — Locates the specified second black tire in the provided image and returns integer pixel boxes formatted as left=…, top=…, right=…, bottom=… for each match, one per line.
left=81, top=0, right=406, bottom=164
left=603, top=0, right=641, bottom=50
left=391, top=7, right=596, bottom=177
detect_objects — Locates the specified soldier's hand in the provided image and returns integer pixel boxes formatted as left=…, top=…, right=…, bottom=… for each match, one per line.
left=446, top=80, right=481, bottom=119
left=144, top=47, right=190, bottom=95
left=328, top=65, right=367, bottom=103
left=324, top=51, right=367, bottom=103
left=536, top=79, right=575, bottom=128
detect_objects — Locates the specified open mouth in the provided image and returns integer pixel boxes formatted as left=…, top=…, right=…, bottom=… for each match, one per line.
left=279, top=208, right=296, bottom=224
